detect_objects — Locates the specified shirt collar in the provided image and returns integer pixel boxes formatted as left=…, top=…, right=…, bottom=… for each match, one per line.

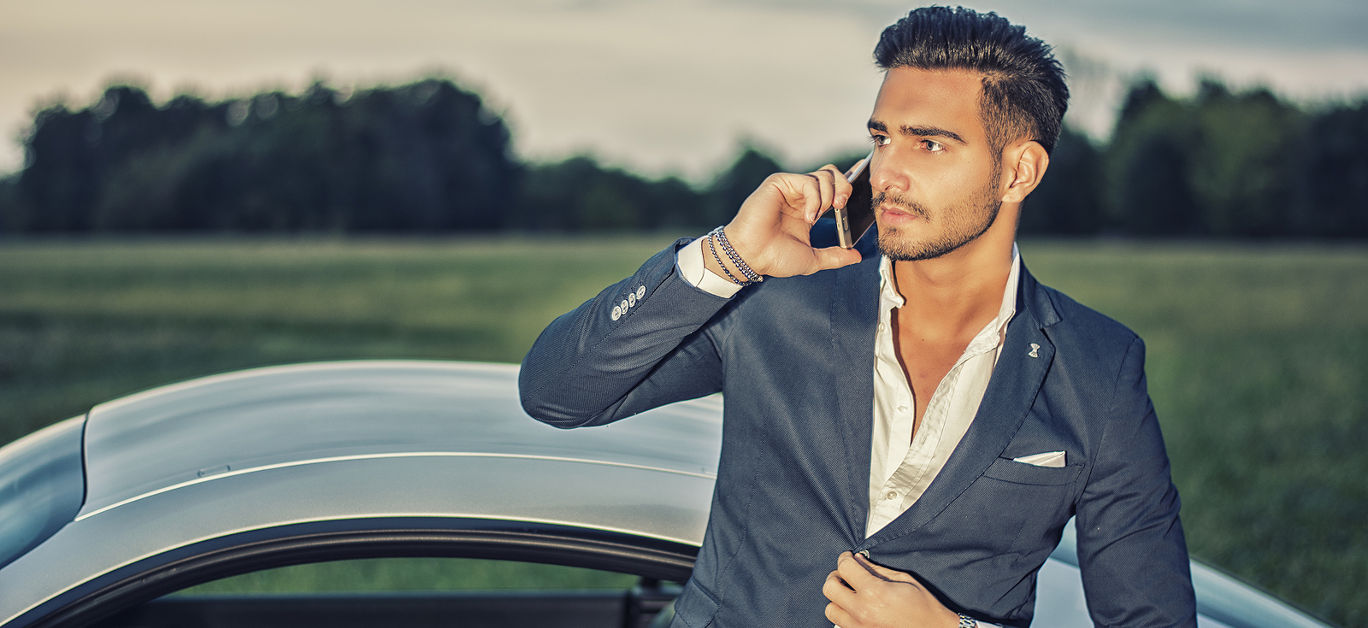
left=878, top=243, right=1021, bottom=336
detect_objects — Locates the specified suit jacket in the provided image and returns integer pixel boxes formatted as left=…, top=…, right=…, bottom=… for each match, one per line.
left=519, top=237, right=1196, bottom=627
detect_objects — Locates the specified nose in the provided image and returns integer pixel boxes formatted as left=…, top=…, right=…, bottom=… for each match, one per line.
left=868, top=152, right=909, bottom=197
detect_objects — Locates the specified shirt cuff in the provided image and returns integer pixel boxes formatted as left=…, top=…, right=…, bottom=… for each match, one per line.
left=677, top=235, right=744, bottom=298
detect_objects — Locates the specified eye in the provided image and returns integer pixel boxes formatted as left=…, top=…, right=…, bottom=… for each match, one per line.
left=920, top=139, right=944, bottom=153
left=868, top=133, right=890, bottom=147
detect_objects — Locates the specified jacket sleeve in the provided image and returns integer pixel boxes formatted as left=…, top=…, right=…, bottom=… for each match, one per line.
left=518, top=239, right=737, bottom=428
left=1074, top=336, right=1198, bottom=627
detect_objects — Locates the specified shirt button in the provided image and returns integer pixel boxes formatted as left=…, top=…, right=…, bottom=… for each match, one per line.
left=896, top=405, right=909, bottom=413
left=885, top=491, right=898, bottom=501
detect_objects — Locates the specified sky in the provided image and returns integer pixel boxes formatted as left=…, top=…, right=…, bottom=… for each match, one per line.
left=2, top=0, right=1366, bottom=181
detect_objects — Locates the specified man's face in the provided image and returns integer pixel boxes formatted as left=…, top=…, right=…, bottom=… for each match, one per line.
left=866, top=67, right=1004, bottom=261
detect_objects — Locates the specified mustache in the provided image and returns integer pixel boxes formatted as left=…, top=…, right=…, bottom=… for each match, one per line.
left=872, top=191, right=928, bottom=220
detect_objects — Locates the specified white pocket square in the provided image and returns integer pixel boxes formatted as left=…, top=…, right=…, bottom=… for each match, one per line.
left=1013, top=451, right=1066, bottom=468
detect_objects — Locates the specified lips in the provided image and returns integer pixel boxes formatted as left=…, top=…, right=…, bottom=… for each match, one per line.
left=878, top=202, right=924, bottom=223
left=873, top=192, right=925, bottom=221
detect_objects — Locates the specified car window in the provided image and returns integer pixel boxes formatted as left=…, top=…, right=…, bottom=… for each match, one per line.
left=172, top=557, right=639, bottom=595
left=92, top=558, right=678, bottom=628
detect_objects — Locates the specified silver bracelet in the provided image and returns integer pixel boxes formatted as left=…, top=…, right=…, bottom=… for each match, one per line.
left=710, top=226, right=763, bottom=283
left=706, top=233, right=746, bottom=286
left=957, top=614, right=976, bottom=628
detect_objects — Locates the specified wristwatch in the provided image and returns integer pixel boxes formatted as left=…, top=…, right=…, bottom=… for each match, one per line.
left=957, top=614, right=977, bottom=628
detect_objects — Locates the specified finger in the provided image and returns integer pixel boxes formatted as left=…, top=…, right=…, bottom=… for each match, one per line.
left=852, top=552, right=916, bottom=584
left=838, top=549, right=905, bottom=589
left=853, top=553, right=929, bottom=591
left=822, top=570, right=857, bottom=605
left=772, top=173, right=824, bottom=222
left=823, top=163, right=853, bottom=210
left=825, top=601, right=856, bottom=628
left=836, top=551, right=875, bottom=589
left=809, top=246, right=863, bottom=274
left=805, top=168, right=836, bottom=222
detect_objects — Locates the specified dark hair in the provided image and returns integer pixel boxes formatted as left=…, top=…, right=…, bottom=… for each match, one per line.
left=874, top=6, right=1068, bottom=155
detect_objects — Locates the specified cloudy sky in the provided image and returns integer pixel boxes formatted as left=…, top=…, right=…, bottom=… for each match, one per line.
left=2, top=0, right=1366, bottom=180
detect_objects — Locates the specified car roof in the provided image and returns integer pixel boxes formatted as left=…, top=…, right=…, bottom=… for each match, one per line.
left=80, top=360, right=723, bottom=523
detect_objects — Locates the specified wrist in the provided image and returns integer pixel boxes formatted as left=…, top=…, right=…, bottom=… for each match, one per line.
left=702, top=232, right=746, bottom=286
left=709, top=226, right=763, bottom=284
left=720, top=221, right=767, bottom=278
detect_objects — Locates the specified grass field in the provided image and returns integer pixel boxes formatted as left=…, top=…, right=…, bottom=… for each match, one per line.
left=1, top=236, right=1364, bottom=625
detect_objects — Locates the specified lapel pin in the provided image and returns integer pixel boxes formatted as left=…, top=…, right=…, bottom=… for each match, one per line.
left=1028, top=343, right=1040, bottom=358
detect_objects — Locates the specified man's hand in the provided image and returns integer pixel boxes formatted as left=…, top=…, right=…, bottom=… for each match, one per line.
left=717, top=163, right=864, bottom=279
left=822, top=551, right=961, bottom=628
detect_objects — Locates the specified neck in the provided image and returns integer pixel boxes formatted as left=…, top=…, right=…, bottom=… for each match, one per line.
left=890, top=215, right=1016, bottom=333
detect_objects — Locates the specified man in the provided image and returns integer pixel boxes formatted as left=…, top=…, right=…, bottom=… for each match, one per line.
left=520, top=6, right=1195, bottom=627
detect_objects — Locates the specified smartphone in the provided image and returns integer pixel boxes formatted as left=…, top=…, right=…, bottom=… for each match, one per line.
left=834, top=151, right=875, bottom=249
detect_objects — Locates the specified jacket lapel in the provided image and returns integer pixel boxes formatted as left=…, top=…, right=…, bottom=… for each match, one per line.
left=865, top=264, right=1061, bottom=545
left=829, top=254, right=881, bottom=543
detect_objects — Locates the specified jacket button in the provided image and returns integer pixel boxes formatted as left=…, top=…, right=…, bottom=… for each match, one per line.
left=636, top=285, right=646, bottom=299
left=611, top=305, right=622, bottom=321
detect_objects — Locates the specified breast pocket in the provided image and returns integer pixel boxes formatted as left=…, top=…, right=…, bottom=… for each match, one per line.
left=982, top=456, right=1084, bottom=486
left=937, top=458, right=1084, bottom=558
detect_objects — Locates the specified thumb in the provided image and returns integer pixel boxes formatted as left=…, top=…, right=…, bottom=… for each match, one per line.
left=810, top=246, right=863, bottom=273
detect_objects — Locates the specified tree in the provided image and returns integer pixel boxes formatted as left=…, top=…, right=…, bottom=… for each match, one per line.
left=1186, top=81, right=1303, bottom=237
left=1104, top=80, right=1206, bottom=236
left=15, top=78, right=522, bottom=233
left=0, top=174, right=21, bottom=233
left=705, top=143, right=784, bottom=227
left=1292, top=101, right=1368, bottom=238
left=16, top=102, right=101, bottom=231
left=511, top=156, right=704, bottom=232
left=1022, top=126, right=1103, bottom=236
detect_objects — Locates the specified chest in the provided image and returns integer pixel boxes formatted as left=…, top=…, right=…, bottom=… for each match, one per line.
left=891, top=314, right=979, bottom=424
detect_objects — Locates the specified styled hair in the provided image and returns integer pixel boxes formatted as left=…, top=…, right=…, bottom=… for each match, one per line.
left=874, top=6, right=1068, bottom=155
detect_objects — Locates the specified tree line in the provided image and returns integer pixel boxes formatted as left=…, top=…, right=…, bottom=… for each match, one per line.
left=0, top=77, right=1364, bottom=238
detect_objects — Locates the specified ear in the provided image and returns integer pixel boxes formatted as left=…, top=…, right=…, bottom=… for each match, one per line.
left=999, top=140, right=1049, bottom=203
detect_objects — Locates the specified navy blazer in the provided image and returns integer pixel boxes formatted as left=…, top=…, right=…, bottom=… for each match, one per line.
left=520, top=237, right=1196, bottom=627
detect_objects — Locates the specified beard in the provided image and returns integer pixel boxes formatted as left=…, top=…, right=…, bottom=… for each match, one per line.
left=876, top=165, right=1004, bottom=262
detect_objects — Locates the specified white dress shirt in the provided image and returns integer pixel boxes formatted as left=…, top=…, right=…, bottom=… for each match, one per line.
left=677, top=237, right=1019, bottom=628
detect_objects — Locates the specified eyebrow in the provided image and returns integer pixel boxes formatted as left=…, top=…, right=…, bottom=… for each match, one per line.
left=868, top=119, right=967, bottom=145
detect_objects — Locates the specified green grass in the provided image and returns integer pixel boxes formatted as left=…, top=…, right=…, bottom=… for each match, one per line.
left=1, top=236, right=1364, bottom=625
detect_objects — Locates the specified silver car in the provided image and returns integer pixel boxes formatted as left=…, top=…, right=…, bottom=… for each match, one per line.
left=0, top=361, right=1331, bottom=627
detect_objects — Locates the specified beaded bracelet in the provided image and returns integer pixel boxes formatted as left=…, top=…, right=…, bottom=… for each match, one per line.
left=710, top=226, right=763, bottom=283
left=706, top=231, right=747, bottom=286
